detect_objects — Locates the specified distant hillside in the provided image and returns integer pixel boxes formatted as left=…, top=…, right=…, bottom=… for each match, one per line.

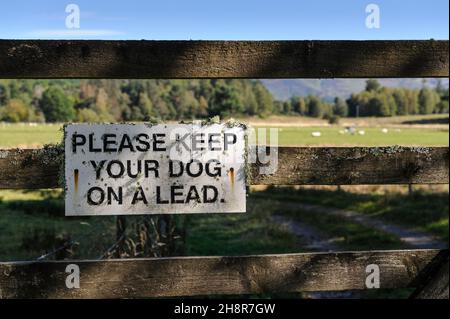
left=262, top=79, right=450, bottom=101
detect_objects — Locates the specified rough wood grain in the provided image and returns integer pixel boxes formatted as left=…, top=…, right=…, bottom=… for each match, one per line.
left=0, top=146, right=64, bottom=189
left=249, top=146, right=449, bottom=185
left=0, top=250, right=443, bottom=299
left=0, top=40, right=448, bottom=78
left=1, top=146, right=447, bottom=189
left=411, top=251, right=449, bottom=299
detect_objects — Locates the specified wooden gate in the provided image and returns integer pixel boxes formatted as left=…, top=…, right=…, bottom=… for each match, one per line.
left=0, top=40, right=448, bottom=298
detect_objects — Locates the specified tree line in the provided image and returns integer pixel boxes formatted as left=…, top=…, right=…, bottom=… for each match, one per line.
left=0, top=79, right=274, bottom=123
left=0, top=79, right=447, bottom=123
left=279, top=79, right=449, bottom=120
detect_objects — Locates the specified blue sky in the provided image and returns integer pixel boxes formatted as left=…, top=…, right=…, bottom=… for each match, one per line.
left=0, top=0, right=448, bottom=40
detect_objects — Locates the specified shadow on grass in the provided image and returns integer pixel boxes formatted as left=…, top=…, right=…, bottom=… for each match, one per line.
left=402, top=117, right=449, bottom=125
left=252, top=186, right=449, bottom=242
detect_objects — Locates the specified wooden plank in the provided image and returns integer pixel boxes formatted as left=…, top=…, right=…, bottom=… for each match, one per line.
left=411, top=250, right=449, bottom=299
left=0, top=146, right=447, bottom=189
left=250, top=146, right=449, bottom=185
left=0, top=40, right=448, bottom=79
left=0, top=250, right=443, bottom=299
left=0, top=146, right=64, bottom=189
left=413, top=262, right=449, bottom=299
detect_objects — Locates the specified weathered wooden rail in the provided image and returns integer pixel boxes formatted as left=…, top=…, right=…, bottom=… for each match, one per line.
left=0, top=250, right=445, bottom=299
left=0, top=40, right=448, bottom=79
left=0, top=146, right=448, bottom=189
left=0, top=40, right=448, bottom=299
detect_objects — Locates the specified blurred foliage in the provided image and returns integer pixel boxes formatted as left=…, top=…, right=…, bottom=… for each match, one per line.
left=0, top=79, right=447, bottom=123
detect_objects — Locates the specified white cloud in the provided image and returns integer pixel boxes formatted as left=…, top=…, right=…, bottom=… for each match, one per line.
left=27, top=29, right=125, bottom=38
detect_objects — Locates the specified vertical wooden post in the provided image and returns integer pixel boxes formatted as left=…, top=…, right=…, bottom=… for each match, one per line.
left=115, top=216, right=127, bottom=258
left=411, top=250, right=449, bottom=299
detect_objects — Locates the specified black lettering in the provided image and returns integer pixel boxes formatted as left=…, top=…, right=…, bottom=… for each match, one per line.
left=203, top=185, right=218, bottom=203
left=135, top=133, right=150, bottom=152
left=171, top=185, right=184, bottom=204
left=156, top=186, right=169, bottom=204
left=131, top=186, right=148, bottom=204
left=107, top=160, right=125, bottom=178
left=107, top=187, right=122, bottom=205
left=192, top=133, right=205, bottom=151
left=224, top=133, right=237, bottom=151
left=185, top=186, right=200, bottom=203
left=89, top=133, right=101, bottom=152
left=103, top=134, right=117, bottom=152
left=169, top=160, right=183, bottom=177
left=90, top=160, right=106, bottom=179
left=175, top=133, right=190, bottom=152
left=145, top=160, right=159, bottom=178
left=186, top=160, right=203, bottom=177
left=72, top=134, right=86, bottom=154
left=208, top=133, right=221, bottom=151
left=206, top=159, right=221, bottom=177
left=87, top=187, right=105, bottom=205
left=119, top=134, right=135, bottom=152
left=153, top=133, right=166, bottom=151
left=127, top=160, right=141, bottom=178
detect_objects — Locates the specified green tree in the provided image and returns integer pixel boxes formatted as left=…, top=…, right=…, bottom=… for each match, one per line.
left=405, top=90, right=419, bottom=114
left=254, top=83, right=273, bottom=117
left=307, top=96, right=323, bottom=117
left=436, top=80, right=446, bottom=96
left=138, top=92, right=154, bottom=120
left=198, top=96, right=209, bottom=117
left=418, top=87, right=439, bottom=114
left=77, top=108, right=101, bottom=122
left=241, top=84, right=258, bottom=115
left=92, top=88, right=114, bottom=122
left=210, top=85, right=243, bottom=117
left=282, top=100, right=292, bottom=114
left=153, top=98, right=173, bottom=120
left=0, top=83, right=8, bottom=105
left=368, top=96, right=385, bottom=116
left=365, top=79, right=381, bottom=92
left=380, top=88, right=397, bottom=116
left=290, top=96, right=307, bottom=115
left=39, top=87, right=75, bottom=122
left=8, top=81, right=20, bottom=99
left=435, top=80, right=449, bottom=114
left=436, top=100, right=449, bottom=113
left=0, top=99, right=30, bottom=122
left=392, top=89, right=408, bottom=115
left=179, top=91, right=199, bottom=119
left=332, top=97, right=348, bottom=117
left=346, top=94, right=359, bottom=117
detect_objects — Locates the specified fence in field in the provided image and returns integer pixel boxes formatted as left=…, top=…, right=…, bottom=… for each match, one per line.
left=0, top=40, right=448, bottom=299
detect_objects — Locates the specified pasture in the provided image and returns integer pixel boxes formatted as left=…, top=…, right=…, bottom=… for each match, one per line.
left=0, top=114, right=448, bottom=298
left=0, top=114, right=448, bottom=148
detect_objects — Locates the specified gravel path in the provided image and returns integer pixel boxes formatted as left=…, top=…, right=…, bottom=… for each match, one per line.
left=285, top=202, right=447, bottom=249
left=272, top=214, right=340, bottom=251
left=268, top=199, right=447, bottom=299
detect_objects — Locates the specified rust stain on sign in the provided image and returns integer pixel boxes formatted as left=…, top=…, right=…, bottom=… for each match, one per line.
left=74, top=169, right=79, bottom=193
left=64, top=123, right=246, bottom=216
left=228, top=167, right=235, bottom=189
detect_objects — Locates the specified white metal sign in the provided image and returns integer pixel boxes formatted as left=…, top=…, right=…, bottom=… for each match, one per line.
left=64, top=123, right=247, bottom=216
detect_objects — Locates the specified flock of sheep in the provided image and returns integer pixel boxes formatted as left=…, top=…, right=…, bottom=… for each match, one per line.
left=311, top=127, right=392, bottom=137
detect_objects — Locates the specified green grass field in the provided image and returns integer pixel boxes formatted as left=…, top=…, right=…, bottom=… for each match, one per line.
left=255, top=126, right=449, bottom=146
left=0, top=123, right=62, bottom=148
left=0, top=189, right=302, bottom=261
left=253, top=187, right=449, bottom=242
left=0, top=117, right=448, bottom=298
left=0, top=119, right=448, bottom=148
